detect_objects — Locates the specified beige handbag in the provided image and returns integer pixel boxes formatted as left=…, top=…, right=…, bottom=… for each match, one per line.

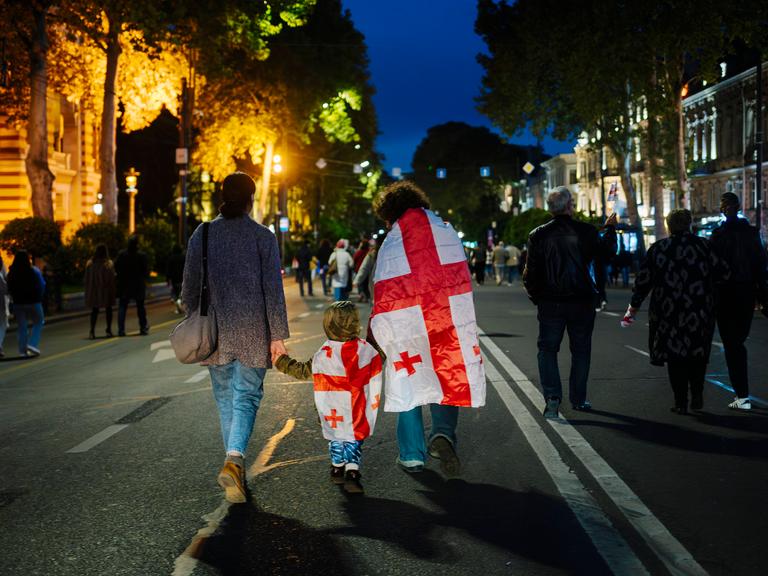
left=170, top=222, right=218, bottom=363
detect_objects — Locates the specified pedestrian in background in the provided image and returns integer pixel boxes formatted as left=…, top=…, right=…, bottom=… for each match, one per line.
left=115, top=236, right=149, bottom=336
left=295, top=238, right=314, bottom=297
left=622, top=209, right=726, bottom=414
left=84, top=244, right=116, bottom=339
left=506, top=243, right=521, bottom=285
left=709, top=192, right=768, bottom=411
left=524, top=186, right=617, bottom=417
left=329, top=239, right=354, bottom=301
left=7, top=250, right=46, bottom=357
left=353, top=239, right=376, bottom=303
left=274, top=301, right=382, bottom=494
left=473, top=244, right=487, bottom=285
left=492, top=241, right=508, bottom=286
left=182, top=171, right=289, bottom=503
left=317, top=239, right=333, bottom=296
left=166, top=244, right=185, bottom=314
left=0, top=255, right=8, bottom=357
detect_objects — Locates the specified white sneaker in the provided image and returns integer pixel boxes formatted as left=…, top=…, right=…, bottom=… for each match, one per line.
left=26, top=345, right=41, bottom=357
left=728, top=397, right=751, bottom=410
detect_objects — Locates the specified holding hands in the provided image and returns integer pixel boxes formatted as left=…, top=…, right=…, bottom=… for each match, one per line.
left=270, top=339, right=287, bottom=364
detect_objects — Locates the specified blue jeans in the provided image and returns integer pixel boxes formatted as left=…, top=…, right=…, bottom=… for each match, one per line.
left=208, top=361, right=267, bottom=456
left=536, top=300, right=595, bottom=405
left=397, top=404, right=459, bottom=464
left=13, top=303, right=44, bottom=354
left=333, top=286, right=347, bottom=301
left=329, top=440, right=363, bottom=470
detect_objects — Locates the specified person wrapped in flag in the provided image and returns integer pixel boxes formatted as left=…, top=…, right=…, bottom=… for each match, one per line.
left=369, top=181, right=486, bottom=476
left=275, top=301, right=382, bottom=493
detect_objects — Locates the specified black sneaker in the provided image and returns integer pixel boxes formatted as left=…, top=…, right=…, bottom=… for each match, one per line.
left=572, top=400, right=592, bottom=411
left=343, top=470, right=364, bottom=494
left=428, top=436, right=461, bottom=477
left=330, top=465, right=345, bottom=485
left=543, top=397, right=560, bottom=419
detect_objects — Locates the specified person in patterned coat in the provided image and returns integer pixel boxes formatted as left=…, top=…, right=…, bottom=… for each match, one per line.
left=622, top=209, right=727, bottom=414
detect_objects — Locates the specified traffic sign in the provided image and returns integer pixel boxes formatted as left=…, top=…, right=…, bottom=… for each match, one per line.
left=436, top=168, right=447, bottom=179
left=522, top=161, right=535, bottom=175
left=392, top=167, right=402, bottom=177
left=279, top=216, right=289, bottom=232
left=480, top=166, right=491, bottom=177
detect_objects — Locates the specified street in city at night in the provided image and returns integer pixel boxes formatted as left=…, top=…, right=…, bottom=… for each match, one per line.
left=1, top=283, right=766, bottom=576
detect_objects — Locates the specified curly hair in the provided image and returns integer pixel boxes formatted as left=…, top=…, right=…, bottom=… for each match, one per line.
left=323, top=301, right=360, bottom=341
left=373, top=181, right=430, bottom=224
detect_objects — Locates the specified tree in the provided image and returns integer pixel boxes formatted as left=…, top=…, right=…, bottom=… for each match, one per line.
left=0, top=216, right=61, bottom=258
left=411, top=122, right=544, bottom=241
left=0, top=1, right=55, bottom=220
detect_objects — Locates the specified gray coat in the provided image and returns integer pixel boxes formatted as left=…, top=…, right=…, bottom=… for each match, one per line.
left=181, top=215, right=289, bottom=368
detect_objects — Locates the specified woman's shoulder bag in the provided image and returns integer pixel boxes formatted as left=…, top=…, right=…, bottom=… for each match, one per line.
left=170, top=222, right=218, bottom=363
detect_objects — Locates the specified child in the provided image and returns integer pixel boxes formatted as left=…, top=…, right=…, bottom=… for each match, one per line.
left=275, top=301, right=382, bottom=493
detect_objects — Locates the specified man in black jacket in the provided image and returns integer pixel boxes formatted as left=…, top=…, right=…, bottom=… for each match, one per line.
left=710, top=192, right=768, bottom=411
left=524, top=186, right=617, bottom=418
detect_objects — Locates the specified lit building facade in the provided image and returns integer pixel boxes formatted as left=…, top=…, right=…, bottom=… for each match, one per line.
left=0, top=92, right=102, bottom=238
left=683, top=61, right=767, bottom=224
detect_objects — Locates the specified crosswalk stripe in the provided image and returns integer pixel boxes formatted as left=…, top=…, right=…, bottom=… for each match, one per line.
left=66, top=425, right=129, bottom=453
left=185, top=369, right=209, bottom=383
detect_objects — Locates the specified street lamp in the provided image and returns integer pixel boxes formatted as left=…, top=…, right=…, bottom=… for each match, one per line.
left=93, top=193, right=103, bottom=217
left=125, top=167, right=140, bottom=234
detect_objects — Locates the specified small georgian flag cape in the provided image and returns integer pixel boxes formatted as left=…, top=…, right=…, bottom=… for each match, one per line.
left=370, top=208, right=486, bottom=412
left=312, top=338, right=383, bottom=442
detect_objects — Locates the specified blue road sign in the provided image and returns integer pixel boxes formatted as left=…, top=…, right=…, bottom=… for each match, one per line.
left=436, top=168, right=447, bottom=179
left=480, top=166, right=491, bottom=177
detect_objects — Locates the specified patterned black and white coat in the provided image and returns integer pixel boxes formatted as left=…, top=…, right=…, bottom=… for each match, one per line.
left=630, top=232, right=728, bottom=366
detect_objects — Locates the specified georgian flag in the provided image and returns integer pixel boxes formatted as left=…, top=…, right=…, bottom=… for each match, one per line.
left=312, top=338, right=383, bottom=442
left=370, top=208, right=486, bottom=412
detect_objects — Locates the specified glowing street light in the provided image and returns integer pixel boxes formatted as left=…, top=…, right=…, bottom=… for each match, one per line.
left=93, top=192, right=103, bottom=216
left=360, top=160, right=370, bottom=168
left=273, top=153, right=283, bottom=174
left=124, top=167, right=140, bottom=233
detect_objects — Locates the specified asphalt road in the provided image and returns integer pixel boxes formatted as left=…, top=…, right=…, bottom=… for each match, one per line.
left=1, top=281, right=766, bottom=576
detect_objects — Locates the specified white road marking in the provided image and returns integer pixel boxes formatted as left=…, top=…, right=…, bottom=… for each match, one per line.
left=602, top=311, right=621, bottom=317
left=185, top=369, right=209, bottom=383
left=625, top=345, right=650, bottom=357
left=152, top=348, right=176, bottom=363
left=483, top=358, right=649, bottom=575
left=66, top=424, right=129, bottom=453
left=297, top=312, right=312, bottom=319
left=711, top=341, right=724, bottom=349
left=150, top=340, right=171, bottom=351
left=480, top=329, right=708, bottom=576
left=314, top=303, right=325, bottom=309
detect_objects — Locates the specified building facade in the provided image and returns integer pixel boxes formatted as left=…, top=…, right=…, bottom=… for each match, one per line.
left=0, top=92, right=102, bottom=238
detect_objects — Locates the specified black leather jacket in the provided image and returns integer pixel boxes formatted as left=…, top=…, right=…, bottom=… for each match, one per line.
left=523, top=215, right=616, bottom=304
left=710, top=216, right=768, bottom=303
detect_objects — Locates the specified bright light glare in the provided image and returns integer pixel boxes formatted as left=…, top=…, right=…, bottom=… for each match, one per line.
left=322, top=102, right=329, bottom=109
left=273, top=164, right=283, bottom=174
left=372, top=233, right=378, bottom=239
left=354, top=144, right=361, bottom=150
left=360, top=160, right=370, bottom=168
left=378, top=228, right=385, bottom=235
left=366, top=171, right=373, bottom=177
left=93, top=203, right=103, bottom=216
left=457, top=231, right=465, bottom=239
left=273, top=154, right=282, bottom=163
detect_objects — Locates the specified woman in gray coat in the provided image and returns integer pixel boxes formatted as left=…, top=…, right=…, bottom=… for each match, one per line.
left=182, top=172, right=289, bottom=503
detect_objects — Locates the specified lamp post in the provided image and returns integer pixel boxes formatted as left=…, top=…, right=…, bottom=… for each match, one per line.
left=125, top=167, right=140, bottom=234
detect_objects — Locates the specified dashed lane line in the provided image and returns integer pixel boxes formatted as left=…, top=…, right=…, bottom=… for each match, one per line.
left=483, top=355, right=649, bottom=575
left=624, top=345, right=650, bottom=357
left=314, top=304, right=325, bottom=309
left=297, top=311, right=312, bottom=319
left=480, top=329, right=708, bottom=576
left=602, top=311, right=622, bottom=317
left=66, top=425, right=129, bottom=453
left=185, top=369, right=209, bottom=383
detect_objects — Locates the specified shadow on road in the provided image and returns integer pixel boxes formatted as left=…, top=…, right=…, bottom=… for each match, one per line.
left=569, top=409, right=768, bottom=459
left=195, top=503, right=353, bottom=576
left=329, top=470, right=610, bottom=575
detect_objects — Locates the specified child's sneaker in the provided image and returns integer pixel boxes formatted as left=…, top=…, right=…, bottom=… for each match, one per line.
left=343, top=470, right=364, bottom=494
left=330, top=465, right=345, bottom=485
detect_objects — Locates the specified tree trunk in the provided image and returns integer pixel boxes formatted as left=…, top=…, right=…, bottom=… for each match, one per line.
left=675, top=95, right=689, bottom=209
left=258, top=140, right=275, bottom=222
left=646, top=124, right=666, bottom=239
left=98, top=22, right=122, bottom=224
left=618, top=148, right=646, bottom=255
left=25, top=5, right=54, bottom=220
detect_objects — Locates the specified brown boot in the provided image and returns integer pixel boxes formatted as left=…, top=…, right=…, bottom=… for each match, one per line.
left=217, top=461, right=246, bottom=503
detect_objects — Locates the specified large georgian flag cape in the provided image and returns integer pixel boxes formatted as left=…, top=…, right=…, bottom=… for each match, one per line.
left=312, top=338, right=383, bottom=442
left=370, top=208, right=486, bottom=412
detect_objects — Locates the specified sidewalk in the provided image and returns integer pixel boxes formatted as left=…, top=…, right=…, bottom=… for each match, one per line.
left=6, top=282, right=172, bottom=332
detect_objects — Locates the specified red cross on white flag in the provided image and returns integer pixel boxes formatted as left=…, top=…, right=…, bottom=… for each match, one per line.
left=312, top=338, right=383, bottom=442
left=370, top=208, right=486, bottom=412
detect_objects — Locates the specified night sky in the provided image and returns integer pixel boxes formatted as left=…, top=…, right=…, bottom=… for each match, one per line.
left=341, top=0, right=574, bottom=173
